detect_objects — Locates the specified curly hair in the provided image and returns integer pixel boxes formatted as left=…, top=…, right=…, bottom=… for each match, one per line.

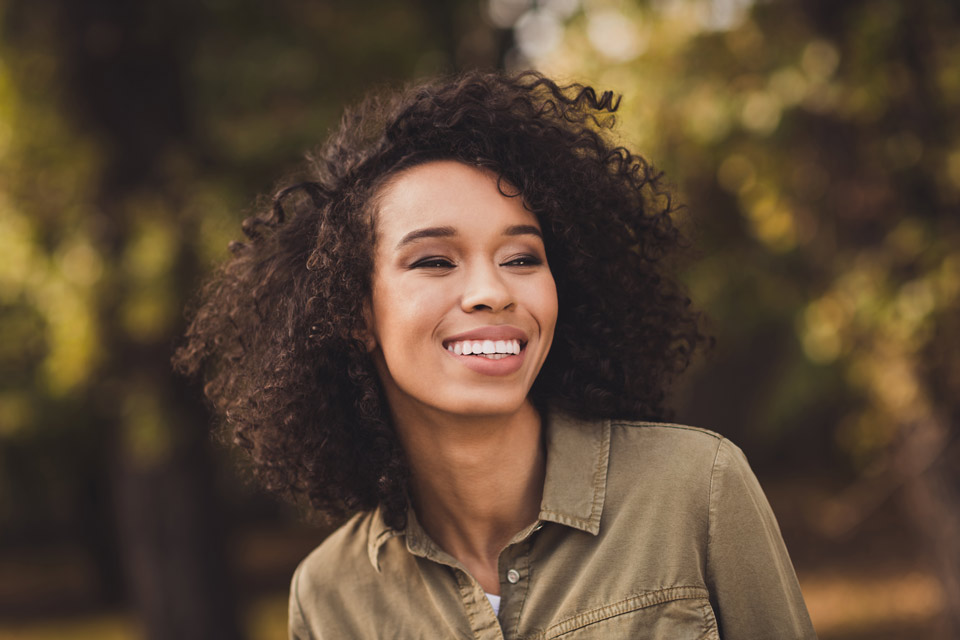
left=174, top=70, right=706, bottom=530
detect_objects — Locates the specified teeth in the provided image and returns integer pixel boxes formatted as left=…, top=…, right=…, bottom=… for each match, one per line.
left=445, top=338, right=523, bottom=356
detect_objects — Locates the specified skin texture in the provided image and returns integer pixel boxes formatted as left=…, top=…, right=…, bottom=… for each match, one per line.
left=366, top=161, right=557, bottom=592
left=367, top=161, right=557, bottom=420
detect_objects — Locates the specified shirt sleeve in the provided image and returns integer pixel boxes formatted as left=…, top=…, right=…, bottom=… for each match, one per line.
left=288, top=560, right=315, bottom=640
left=705, top=438, right=818, bottom=639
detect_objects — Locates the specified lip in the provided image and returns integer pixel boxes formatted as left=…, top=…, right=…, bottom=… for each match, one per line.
left=442, top=325, right=529, bottom=377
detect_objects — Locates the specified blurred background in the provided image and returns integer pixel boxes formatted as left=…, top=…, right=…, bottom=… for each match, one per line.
left=0, top=0, right=957, bottom=638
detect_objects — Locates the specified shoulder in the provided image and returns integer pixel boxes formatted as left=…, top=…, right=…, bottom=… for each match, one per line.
left=608, top=419, right=725, bottom=442
left=291, top=510, right=405, bottom=638
left=607, top=418, right=756, bottom=483
left=601, top=419, right=751, bottom=515
left=607, top=419, right=728, bottom=467
left=291, top=511, right=379, bottom=604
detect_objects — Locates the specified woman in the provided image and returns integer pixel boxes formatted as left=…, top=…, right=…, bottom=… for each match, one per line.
left=175, top=71, right=817, bottom=639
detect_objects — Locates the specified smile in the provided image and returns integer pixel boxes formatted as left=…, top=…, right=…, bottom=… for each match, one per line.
left=445, top=339, right=523, bottom=357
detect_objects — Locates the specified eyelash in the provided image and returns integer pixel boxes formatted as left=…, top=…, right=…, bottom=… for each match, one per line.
left=410, top=255, right=543, bottom=269
left=411, top=257, right=455, bottom=269
left=504, top=255, right=542, bottom=267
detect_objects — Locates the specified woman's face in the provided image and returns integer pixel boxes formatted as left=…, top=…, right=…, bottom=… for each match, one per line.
left=365, top=160, right=558, bottom=423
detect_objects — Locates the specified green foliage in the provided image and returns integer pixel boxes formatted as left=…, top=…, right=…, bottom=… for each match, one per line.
left=521, top=0, right=960, bottom=469
left=0, top=0, right=485, bottom=540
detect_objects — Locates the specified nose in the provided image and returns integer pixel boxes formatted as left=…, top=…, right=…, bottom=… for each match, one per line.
left=460, top=261, right=514, bottom=313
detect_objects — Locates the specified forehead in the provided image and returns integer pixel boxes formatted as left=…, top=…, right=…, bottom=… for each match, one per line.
left=374, top=161, right=539, bottom=242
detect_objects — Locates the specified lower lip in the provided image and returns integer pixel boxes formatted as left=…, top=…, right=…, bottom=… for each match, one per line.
left=444, top=347, right=527, bottom=376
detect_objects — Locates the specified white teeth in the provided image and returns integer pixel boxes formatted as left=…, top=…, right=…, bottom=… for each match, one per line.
left=446, top=338, right=525, bottom=356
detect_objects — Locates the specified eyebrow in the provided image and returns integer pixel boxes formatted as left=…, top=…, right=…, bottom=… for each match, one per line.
left=395, top=224, right=543, bottom=250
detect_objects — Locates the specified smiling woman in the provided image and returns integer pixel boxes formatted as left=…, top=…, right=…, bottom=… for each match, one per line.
left=368, top=161, right=557, bottom=423
left=174, top=71, right=817, bottom=639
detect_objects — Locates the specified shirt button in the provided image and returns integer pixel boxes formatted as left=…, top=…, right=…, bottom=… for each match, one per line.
left=506, top=569, right=520, bottom=584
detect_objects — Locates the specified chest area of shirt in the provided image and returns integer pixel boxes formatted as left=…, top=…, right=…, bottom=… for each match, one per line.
left=398, top=529, right=716, bottom=640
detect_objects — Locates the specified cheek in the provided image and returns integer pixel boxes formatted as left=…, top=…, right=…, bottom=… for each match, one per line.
left=532, top=274, right=559, bottom=330
left=370, top=283, right=441, bottom=349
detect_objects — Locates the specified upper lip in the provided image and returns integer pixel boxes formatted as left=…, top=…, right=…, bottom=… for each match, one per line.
left=442, top=326, right=528, bottom=347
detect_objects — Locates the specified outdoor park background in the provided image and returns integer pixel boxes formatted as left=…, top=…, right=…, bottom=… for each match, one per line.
left=0, top=0, right=958, bottom=638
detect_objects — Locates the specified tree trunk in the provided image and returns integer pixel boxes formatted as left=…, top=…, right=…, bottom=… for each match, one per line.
left=898, top=418, right=960, bottom=638
left=11, top=0, right=247, bottom=636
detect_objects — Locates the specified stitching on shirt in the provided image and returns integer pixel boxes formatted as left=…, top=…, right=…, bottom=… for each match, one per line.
left=537, top=509, right=597, bottom=532
left=543, top=586, right=711, bottom=638
left=699, top=598, right=721, bottom=639
left=510, top=540, right=534, bottom=638
left=369, top=530, right=401, bottom=572
left=588, top=421, right=611, bottom=529
left=458, top=571, right=502, bottom=639
left=291, top=560, right=317, bottom=640
left=609, top=420, right=724, bottom=440
left=705, top=438, right=725, bottom=584
left=454, top=569, right=480, bottom=634
left=367, top=506, right=403, bottom=572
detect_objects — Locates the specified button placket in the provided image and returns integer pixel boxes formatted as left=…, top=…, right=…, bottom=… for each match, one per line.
left=451, top=567, right=503, bottom=639
left=498, top=540, right=533, bottom=638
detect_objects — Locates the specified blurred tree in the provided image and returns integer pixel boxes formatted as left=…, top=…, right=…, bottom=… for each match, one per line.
left=1, top=0, right=244, bottom=636
left=0, top=0, right=496, bottom=635
left=506, top=0, right=960, bottom=634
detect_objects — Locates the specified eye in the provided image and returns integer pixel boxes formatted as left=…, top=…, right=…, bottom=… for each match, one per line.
left=411, top=256, right=455, bottom=269
left=503, top=254, right=543, bottom=267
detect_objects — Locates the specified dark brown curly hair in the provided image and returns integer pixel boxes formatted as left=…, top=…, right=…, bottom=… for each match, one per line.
left=174, top=70, right=706, bottom=529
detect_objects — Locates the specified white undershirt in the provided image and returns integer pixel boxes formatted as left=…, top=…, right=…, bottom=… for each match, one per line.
left=485, top=592, right=501, bottom=616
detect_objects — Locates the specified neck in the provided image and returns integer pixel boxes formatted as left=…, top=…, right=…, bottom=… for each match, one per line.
left=393, top=402, right=546, bottom=594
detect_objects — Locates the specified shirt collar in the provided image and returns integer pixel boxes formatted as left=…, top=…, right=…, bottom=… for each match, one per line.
left=366, top=409, right=611, bottom=572
left=537, top=410, right=610, bottom=535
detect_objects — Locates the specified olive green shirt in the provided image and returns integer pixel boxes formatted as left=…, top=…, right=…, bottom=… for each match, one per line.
left=289, top=413, right=817, bottom=639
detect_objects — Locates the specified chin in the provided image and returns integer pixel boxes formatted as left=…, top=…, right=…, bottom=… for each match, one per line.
left=443, top=395, right=531, bottom=419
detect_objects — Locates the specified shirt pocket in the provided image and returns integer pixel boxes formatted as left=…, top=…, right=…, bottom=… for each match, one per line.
left=541, top=586, right=720, bottom=640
